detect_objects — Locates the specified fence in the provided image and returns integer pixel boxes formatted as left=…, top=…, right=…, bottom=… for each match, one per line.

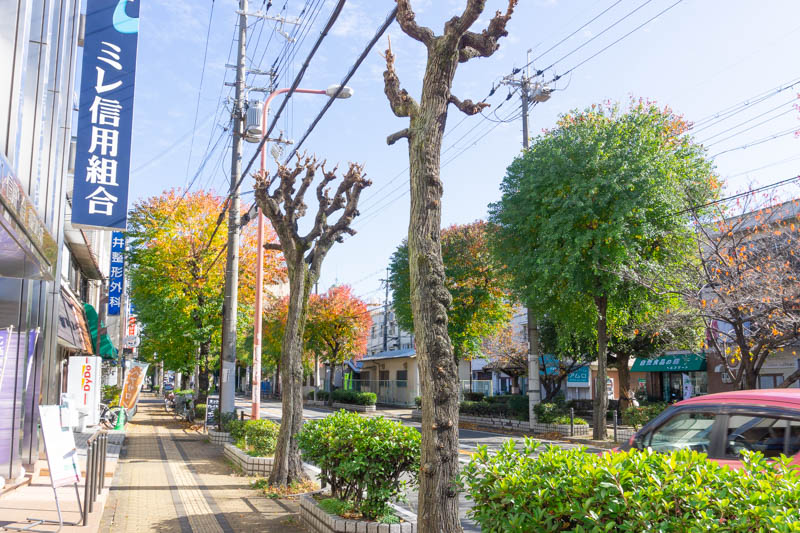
left=459, top=380, right=493, bottom=398
left=334, top=379, right=417, bottom=406
left=83, top=430, right=108, bottom=525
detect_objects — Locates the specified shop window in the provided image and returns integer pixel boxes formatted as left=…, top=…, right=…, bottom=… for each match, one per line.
left=725, top=415, right=800, bottom=458
left=396, top=370, right=408, bottom=387
left=646, top=412, right=716, bottom=454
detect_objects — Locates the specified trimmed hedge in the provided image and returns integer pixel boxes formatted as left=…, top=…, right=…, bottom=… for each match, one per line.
left=240, top=419, right=279, bottom=456
left=622, top=402, right=668, bottom=429
left=462, top=439, right=800, bottom=532
left=464, top=391, right=485, bottom=402
left=298, top=410, right=420, bottom=521
left=460, top=395, right=529, bottom=421
left=331, top=389, right=377, bottom=406
left=306, top=390, right=330, bottom=401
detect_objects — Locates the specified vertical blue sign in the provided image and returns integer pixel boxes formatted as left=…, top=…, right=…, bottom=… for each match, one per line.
left=108, top=232, right=125, bottom=315
left=71, top=0, right=140, bottom=229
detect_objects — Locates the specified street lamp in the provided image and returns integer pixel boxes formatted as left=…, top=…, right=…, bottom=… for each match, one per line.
left=249, top=85, right=353, bottom=420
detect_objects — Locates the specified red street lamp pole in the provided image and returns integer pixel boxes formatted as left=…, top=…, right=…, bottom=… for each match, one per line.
left=251, top=85, right=353, bottom=420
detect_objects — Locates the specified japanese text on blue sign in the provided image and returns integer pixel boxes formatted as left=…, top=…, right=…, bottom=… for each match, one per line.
left=71, top=0, right=139, bottom=229
left=108, top=232, right=125, bottom=315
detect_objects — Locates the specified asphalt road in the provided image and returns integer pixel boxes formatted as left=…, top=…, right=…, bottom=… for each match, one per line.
left=235, top=397, right=600, bottom=532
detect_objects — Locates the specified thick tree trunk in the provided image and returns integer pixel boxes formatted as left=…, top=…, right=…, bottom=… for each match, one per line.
left=407, top=40, right=461, bottom=533
left=269, top=261, right=312, bottom=486
left=616, top=352, right=632, bottom=412
left=593, top=295, right=609, bottom=440
left=198, top=344, right=210, bottom=403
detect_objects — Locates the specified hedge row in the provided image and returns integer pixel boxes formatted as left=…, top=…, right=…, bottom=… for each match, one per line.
left=304, top=389, right=377, bottom=405
left=226, top=418, right=279, bottom=457
left=461, top=439, right=800, bottom=532
left=460, top=395, right=529, bottom=421
left=298, top=410, right=419, bottom=521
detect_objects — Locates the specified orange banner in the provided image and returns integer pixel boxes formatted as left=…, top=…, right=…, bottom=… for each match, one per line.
left=120, top=361, right=148, bottom=409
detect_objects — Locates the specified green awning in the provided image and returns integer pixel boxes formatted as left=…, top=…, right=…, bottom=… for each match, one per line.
left=83, top=303, right=118, bottom=361
left=631, top=353, right=706, bottom=373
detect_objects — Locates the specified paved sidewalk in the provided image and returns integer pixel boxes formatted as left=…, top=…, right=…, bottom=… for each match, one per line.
left=100, top=397, right=308, bottom=533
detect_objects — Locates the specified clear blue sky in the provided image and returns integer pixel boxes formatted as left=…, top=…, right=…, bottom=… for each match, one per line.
left=128, top=0, right=800, bottom=303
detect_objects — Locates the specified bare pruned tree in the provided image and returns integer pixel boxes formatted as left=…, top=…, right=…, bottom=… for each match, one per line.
left=482, top=326, right=528, bottom=395
left=253, top=154, right=371, bottom=486
left=382, top=1, right=517, bottom=530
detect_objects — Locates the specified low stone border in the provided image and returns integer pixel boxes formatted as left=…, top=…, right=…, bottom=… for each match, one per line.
left=411, top=410, right=590, bottom=436
left=208, top=429, right=233, bottom=445
left=223, top=443, right=273, bottom=476
left=306, top=400, right=376, bottom=413
left=300, top=493, right=416, bottom=533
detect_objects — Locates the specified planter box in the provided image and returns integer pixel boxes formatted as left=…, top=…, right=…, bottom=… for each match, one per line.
left=305, top=400, right=376, bottom=413
left=208, top=429, right=233, bottom=446
left=300, top=494, right=416, bottom=533
left=223, top=443, right=273, bottom=477
left=332, top=402, right=375, bottom=413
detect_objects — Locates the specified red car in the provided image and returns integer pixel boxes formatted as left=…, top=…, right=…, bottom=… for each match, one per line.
left=621, top=389, right=800, bottom=468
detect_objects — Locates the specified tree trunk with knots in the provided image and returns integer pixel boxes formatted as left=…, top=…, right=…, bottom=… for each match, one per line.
left=383, top=2, right=516, bottom=531
left=253, top=155, right=370, bottom=487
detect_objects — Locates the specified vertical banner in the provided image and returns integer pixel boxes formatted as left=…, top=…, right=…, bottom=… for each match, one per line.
left=38, top=405, right=81, bottom=487
left=108, top=231, right=125, bottom=315
left=67, top=356, right=102, bottom=426
left=71, top=0, right=140, bottom=229
left=120, top=361, right=148, bottom=409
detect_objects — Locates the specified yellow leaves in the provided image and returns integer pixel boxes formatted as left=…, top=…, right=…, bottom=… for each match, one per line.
left=701, top=300, right=707, bottom=308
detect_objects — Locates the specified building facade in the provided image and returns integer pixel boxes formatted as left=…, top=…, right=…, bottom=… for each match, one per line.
left=0, top=0, right=121, bottom=489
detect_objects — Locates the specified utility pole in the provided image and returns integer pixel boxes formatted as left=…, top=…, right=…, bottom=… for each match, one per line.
left=500, top=50, right=552, bottom=422
left=220, top=0, right=248, bottom=415
left=382, top=267, right=389, bottom=352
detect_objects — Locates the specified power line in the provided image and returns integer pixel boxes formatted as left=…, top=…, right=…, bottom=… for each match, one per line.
left=514, top=0, right=625, bottom=75
left=725, top=153, right=800, bottom=179
left=701, top=106, right=797, bottom=148
left=693, top=97, right=797, bottom=140
left=549, top=0, right=685, bottom=84
left=183, top=0, right=217, bottom=191
left=691, top=75, right=800, bottom=128
left=710, top=126, right=798, bottom=158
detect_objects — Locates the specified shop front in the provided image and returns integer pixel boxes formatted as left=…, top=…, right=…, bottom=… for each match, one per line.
left=631, top=352, right=708, bottom=403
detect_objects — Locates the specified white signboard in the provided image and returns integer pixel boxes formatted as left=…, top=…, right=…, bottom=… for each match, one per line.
left=39, top=405, right=80, bottom=487
left=67, top=356, right=102, bottom=426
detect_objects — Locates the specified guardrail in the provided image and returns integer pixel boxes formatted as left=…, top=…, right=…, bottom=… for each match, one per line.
left=83, top=430, right=108, bottom=525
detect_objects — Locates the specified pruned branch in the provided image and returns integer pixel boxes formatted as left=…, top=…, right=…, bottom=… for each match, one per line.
left=387, top=128, right=411, bottom=145
left=457, top=0, right=518, bottom=62
left=383, top=36, right=419, bottom=119
left=263, top=242, right=283, bottom=251
left=448, top=95, right=489, bottom=116
left=396, top=0, right=434, bottom=45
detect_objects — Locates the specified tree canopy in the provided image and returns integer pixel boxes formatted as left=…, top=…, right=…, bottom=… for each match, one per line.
left=127, top=189, right=283, bottom=397
left=388, top=220, right=513, bottom=361
left=490, top=99, right=718, bottom=437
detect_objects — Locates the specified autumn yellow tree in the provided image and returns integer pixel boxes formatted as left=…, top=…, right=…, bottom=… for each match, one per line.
left=128, top=189, right=283, bottom=400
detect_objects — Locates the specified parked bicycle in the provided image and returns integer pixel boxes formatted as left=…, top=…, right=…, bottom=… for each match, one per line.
left=99, top=403, right=128, bottom=429
left=164, top=391, right=176, bottom=412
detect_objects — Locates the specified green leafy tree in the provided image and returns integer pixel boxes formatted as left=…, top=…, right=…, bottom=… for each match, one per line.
left=389, top=221, right=513, bottom=362
left=305, top=285, right=372, bottom=405
left=490, top=100, right=717, bottom=438
left=127, top=189, right=283, bottom=401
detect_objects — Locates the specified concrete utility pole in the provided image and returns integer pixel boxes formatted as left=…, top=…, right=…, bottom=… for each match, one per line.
left=499, top=50, right=553, bottom=424
left=382, top=267, right=390, bottom=352
left=220, top=0, right=248, bottom=415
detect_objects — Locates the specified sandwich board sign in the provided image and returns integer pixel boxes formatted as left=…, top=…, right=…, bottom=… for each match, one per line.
left=205, top=395, right=219, bottom=429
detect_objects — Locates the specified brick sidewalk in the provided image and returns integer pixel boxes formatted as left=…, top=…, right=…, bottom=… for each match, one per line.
left=99, top=397, right=309, bottom=533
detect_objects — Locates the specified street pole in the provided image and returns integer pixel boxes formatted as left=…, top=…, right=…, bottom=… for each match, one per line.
left=221, top=0, right=247, bottom=415
left=382, top=267, right=389, bottom=352
left=250, top=84, right=352, bottom=417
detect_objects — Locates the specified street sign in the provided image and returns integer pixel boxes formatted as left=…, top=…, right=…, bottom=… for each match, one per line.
left=123, top=335, right=139, bottom=348
left=107, top=232, right=125, bottom=315
left=205, top=395, right=219, bottom=428
left=71, top=0, right=140, bottom=229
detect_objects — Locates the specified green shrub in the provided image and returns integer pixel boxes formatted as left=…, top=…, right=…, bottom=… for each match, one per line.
left=318, top=497, right=354, bottom=517
left=307, top=390, right=329, bottom=401
left=152, top=384, right=160, bottom=393
left=461, top=439, right=800, bottom=532
left=464, top=391, right=485, bottom=402
left=194, top=403, right=206, bottom=421
left=552, top=415, right=587, bottom=426
left=235, top=419, right=279, bottom=457
left=175, top=389, right=194, bottom=396
left=460, top=400, right=508, bottom=418
left=102, top=385, right=121, bottom=406
left=216, top=411, right=241, bottom=434
left=622, top=402, right=668, bottom=429
left=532, top=402, right=563, bottom=424
left=507, top=395, right=529, bottom=420
left=297, top=410, right=420, bottom=520
left=414, top=396, right=421, bottom=408
left=331, top=389, right=376, bottom=406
